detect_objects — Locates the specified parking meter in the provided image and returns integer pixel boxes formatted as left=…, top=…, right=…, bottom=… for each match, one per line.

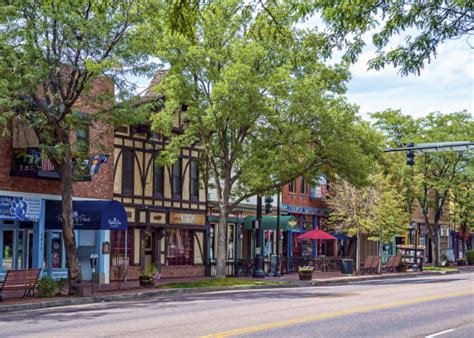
left=90, top=254, right=99, bottom=294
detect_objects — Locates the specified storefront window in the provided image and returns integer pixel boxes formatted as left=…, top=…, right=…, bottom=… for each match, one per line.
left=50, top=232, right=66, bottom=269
left=111, top=230, right=133, bottom=266
left=209, top=224, right=215, bottom=261
left=2, top=230, right=14, bottom=271
left=264, top=230, right=273, bottom=258
left=165, top=229, right=193, bottom=265
left=227, top=224, right=234, bottom=260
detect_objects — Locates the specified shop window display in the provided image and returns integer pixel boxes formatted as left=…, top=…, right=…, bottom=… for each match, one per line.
left=165, top=229, right=193, bottom=265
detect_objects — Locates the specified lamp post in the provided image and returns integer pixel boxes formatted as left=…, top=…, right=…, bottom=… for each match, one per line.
left=410, top=222, right=420, bottom=271
left=274, top=191, right=281, bottom=277
left=253, top=195, right=265, bottom=278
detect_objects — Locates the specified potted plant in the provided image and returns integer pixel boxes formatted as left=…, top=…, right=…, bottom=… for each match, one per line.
left=139, top=265, right=161, bottom=287
left=298, top=266, right=314, bottom=281
left=456, top=258, right=467, bottom=266
left=440, top=254, right=449, bottom=267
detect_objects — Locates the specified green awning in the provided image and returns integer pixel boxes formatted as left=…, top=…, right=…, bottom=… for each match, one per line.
left=207, top=215, right=243, bottom=224
left=243, top=216, right=298, bottom=231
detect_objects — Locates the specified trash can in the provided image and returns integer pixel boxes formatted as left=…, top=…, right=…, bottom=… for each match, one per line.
left=341, top=259, right=354, bottom=275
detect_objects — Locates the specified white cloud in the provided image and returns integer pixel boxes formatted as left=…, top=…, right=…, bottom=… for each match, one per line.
left=346, top=38, right=474, bottom=119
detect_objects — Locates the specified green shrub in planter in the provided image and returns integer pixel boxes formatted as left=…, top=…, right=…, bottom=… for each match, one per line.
left=466, top=250, right=474, bottom=265
left=36, top=276, right=58, bottom=297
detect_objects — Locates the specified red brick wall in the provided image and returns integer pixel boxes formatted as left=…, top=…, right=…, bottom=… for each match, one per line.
left=160, top=265, right=205, bottom=278
left=0, top=77, right=114, bottom=200
left=281, top=177, right=324, bottom=208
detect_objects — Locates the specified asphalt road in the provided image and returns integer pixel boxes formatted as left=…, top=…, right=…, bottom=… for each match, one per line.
left=1, top=273, right=473, bottom=338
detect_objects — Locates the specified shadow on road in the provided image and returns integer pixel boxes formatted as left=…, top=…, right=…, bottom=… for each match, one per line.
left=0, top=289, right=358, bottom=323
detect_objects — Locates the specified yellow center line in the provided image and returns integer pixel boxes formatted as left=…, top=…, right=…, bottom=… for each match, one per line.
left=202, top=291, right=474, bottom=338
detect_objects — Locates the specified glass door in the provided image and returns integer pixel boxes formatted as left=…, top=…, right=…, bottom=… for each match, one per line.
left=2, top=230, right=15, bottom=271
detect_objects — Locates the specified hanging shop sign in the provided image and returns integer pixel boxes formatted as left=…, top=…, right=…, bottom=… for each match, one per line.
left=0, top=195, right=42, bottom=222
left=170, top=212, right=206, bottom=226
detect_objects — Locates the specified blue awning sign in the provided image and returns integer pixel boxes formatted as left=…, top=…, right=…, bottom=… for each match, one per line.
left=46, top=200, right=128, bottom=230
left=0, top=195, right=41, bottom=222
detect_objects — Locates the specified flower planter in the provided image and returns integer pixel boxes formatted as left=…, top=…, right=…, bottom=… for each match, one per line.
left=298, top=271, right=313, bottom=281
left=457, top=260, right=467, bottom=266
left=139, top=276, right=155, bottom=287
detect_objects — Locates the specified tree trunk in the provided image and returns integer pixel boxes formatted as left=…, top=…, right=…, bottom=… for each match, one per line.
left=58, top=155, right=82, bottom=295
left=356, top=230, right=360, bottom=272
left=429, top=229, right=441, bottom=267
left=215, top=211, right=229, bottom=278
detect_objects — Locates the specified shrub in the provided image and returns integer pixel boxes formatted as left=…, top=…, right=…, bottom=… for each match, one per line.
left=466, top=250, right=474, bottom=265
left=36, top=276, right=58, bottom=297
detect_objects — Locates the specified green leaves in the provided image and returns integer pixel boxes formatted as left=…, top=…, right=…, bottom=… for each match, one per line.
left=313, top=0, right=474, bottom=75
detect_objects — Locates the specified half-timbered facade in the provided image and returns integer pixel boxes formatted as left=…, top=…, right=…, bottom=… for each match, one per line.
left=113, top=122, right=207, bottom=278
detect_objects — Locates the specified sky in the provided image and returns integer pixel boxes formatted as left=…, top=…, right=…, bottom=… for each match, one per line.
left=345, top=37, right=473, bottom=120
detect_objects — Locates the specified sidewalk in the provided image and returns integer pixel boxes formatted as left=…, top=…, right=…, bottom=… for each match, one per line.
left=0, top=269, right=463, bottom=313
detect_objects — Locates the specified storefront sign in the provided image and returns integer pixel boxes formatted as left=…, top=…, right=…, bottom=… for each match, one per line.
left=170, top=212, right=206, bottom=225
left=0, top=195, right=41, bottom=222
left=284, top=205, right=327, bottom=216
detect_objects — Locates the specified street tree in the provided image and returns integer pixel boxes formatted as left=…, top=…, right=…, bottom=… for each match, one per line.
left=0, top=1, right=158, bottom=294
left=326, top=175, right=408, bottom=271
left=372, top=110, right=474, bottom=266
left=311, top=0, right=474, bottom=75
left=150, top=0, right=380, bottom=277
left=450, top=163, right=474, bottom=255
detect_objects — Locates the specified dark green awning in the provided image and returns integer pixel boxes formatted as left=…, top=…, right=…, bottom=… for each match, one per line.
left=243, top=216, right=298, bottom=231
left=207, top=215, right=243, bottom=224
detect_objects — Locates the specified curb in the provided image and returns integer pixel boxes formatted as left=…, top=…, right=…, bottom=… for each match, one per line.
left=0, top=270, right=460, bottom=313
left=0, top=283, right=297, bottom=313
left=311, top=270, right=459, bottom=286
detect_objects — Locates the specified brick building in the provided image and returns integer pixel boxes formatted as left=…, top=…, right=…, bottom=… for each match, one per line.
left=0, top=77, right=127, bottom=285
left=281, top=175, right=330, bottom=258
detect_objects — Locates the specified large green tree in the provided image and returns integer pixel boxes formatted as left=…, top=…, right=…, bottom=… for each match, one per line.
left=312, top=0, right=474, bottom=75
left=0, top=0, right=158, bottom=294
left=151, top=0, right=379, bottom=277
left=372, top=110, right=474, bottom=266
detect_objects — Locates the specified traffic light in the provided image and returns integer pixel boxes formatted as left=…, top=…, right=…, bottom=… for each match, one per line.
left=265, top=196, right=274, bottom=214
left=406, top=142, right=415, bottom=166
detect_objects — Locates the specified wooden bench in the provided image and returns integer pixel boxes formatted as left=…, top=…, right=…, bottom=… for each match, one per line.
left=0, top=269, right=41, bottom=301
left=360, top=256, right=380, bottom=274
left=360, top=255, right=374, bottom=274
left=384, top=255, right=402, bottom=273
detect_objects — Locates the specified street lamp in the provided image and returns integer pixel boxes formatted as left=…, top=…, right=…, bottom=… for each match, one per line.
left=274, top=191, right=282, bottom=277
left=253, top=195, right=265, bottom=278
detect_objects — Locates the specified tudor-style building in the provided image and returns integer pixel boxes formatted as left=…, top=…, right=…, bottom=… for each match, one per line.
left=112, top=72, right=208, bottom=279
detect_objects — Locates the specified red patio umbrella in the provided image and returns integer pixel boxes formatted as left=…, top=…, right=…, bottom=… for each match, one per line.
left=297, top=229, right=336, bottom=240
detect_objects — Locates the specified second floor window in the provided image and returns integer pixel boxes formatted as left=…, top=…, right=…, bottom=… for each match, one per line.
left=76, top=127, right=89, bottom=154
left=122, top=150, right=134, bottom=196
left=288, top=179, right=296, bottom=193
left=190, top=159, right=199, bottom=200
left=153, top=163, right=164, bottom=197
left=300, top=177, right=307, bottom=194
left=172, top=160, right=182, bottom=199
